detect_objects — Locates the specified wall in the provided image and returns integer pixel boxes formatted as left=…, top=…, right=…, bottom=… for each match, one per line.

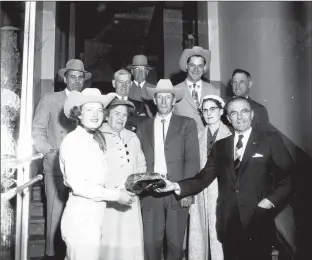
left=213, top=1, right=312, bottom=257
left=217, top=1, right=312, bottom=158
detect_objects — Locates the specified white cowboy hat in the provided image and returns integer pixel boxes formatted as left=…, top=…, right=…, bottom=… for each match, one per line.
left=145, top=79, right=185, bottom=101
left=58, top=59, right=92, bottom=80
left=64, top=88, right=117, bottom=118
left=199, top=95, right=225, bottom=110
left=127, top=55, right=154, bottom=70
left=179, top=46, right=211, bottom=73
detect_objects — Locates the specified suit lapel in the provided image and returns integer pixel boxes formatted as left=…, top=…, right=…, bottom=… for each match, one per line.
left=182, top=81, right=197, bottom=109
left=225, top=135, right=236, bottom=182
left=146, top=118, right=155, bottom=149
left=165, top=114, right=178, bottom=144
left=236, top=130, right=261, bottom=179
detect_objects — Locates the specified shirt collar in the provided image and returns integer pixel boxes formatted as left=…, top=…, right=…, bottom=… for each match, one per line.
left=155, top=112, right=173, bottom=122
left=116, top=94, right=128, bottom=100
left=186, top=79, right=202, bottom=89
left=134, top=80, right=145, bottom=88
left=234, top=127, right=252, bottom=139
left=65, top=88, right=70, bottom=96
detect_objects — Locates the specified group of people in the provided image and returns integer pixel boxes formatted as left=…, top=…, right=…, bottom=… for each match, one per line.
left=32, top=45, right=294, bottom=260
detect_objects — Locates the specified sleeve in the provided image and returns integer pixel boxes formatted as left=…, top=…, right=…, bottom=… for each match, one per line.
left=178, top=141, right=218, bottom=198
left=183, top=118, right=201, bottom=179
left=32, top=95, right=54, bottom=155
left=265, top=132, right=294, bottom=208
left=59, top=139, right=120, bottom=202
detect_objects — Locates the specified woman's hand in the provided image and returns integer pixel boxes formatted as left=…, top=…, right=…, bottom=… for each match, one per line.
left=117, top=189, right=133, bottom=205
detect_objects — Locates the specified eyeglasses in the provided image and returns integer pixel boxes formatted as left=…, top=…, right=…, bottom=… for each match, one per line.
left=132, top=67, right=147, bottom=72
left=202, top=107, right=219, bottom=114
left=228, top=109, right=251, bottom=119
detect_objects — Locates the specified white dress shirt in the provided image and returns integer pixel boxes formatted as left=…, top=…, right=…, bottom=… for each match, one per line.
left=233, top=127, right=252, bottom=161
left=153, top=112, right=172, bottom=175
left=186, top=79, right=202, bottom=101
left=134, top=80, right=146, bottom=89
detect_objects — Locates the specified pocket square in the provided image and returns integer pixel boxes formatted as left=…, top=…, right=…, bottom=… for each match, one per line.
left=252, top=153, right=263, bottom=158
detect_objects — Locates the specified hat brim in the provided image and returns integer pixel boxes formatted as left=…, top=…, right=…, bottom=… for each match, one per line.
left=127, top=64, right=154, bottom=70
left=58, top=68, right=92, bottom=80
left=64, top=92, right=117, bottom=118
left=107, top=98, right=136, bottom=112
left=145, top=87, right=185, bottom=102
left=179, top=49, right=211, bottom=72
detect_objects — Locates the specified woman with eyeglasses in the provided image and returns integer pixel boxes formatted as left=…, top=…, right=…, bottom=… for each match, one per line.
left=188, top=95, right=232, bottom=260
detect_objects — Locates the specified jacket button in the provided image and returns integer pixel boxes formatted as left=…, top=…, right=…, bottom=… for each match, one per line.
left=235, top=190, right=239, bottom=193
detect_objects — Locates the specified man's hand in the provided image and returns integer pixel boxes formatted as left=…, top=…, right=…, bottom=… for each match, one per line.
left=180, top=196, right=192, bottom=208
left=257, top=198, right=274, bottom=209
left=155, top=180, right=178, bottom=193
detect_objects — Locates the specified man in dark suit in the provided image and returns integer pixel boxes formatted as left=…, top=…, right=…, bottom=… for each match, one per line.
left=112, top=68, right=152, bottom=132
left=127, top=54, right=157, bottom=117
left=136, top=79, right=200, bottom=260
left=225, top=69, right=271, bottom=131
left=32, top=59, right=91, bottom=259
left=157, top=97, right=294, bottom=260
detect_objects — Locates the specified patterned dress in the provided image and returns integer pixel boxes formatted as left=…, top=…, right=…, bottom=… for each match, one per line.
left=188, top=122, right=232, bottom=260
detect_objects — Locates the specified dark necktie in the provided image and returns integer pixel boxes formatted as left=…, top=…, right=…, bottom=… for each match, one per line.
left=161, top=119, right=166, bottom=143
left=234, top=134, right=244, bottom=170
left=191, top=83, right=199, bottom=108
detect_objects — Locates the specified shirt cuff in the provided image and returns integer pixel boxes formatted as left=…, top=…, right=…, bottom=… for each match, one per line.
left=174, top=183, right=181, bottom=195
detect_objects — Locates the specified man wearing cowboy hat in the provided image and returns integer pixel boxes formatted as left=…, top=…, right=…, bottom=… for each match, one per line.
left=127, top=54, right=157, bottom=118
left=136, top=79, right=200, bottom=260
left=174, top=46, right=220, bottom=132
left=32, top=59, right=91, bottom=259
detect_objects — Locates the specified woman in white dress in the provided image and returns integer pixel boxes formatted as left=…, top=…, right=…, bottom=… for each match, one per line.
left=188, top=95, right=232, bottom=260
left=59, top=89, right=134, bottom=260
left=99, top=98, right=146, bottom=260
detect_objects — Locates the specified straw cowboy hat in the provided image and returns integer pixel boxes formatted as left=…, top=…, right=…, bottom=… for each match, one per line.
left=64, top=88, right=117, bottom=118
left=199, top=95, right=225, bottom=110
left=127, top=55, right=154, bottom=70
left=145, top=79, right=185, bottom=101
left=58, top=59, right=92, bottom=80
left=179, top=46, right=211, bottom=73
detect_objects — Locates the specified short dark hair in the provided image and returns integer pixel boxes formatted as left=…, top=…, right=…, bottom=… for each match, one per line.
left=232, top=69, right=251, bottom=79
left=69, top=106, right=82, bottom=125
left=187, top=55, right=206, bottom=65
left=106, top=104, right=132, bottom=117
left=225, top=96, right=252, bottom=114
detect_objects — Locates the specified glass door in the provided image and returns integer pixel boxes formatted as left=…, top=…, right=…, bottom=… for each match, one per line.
left=1, top=2, right=42, bottom=260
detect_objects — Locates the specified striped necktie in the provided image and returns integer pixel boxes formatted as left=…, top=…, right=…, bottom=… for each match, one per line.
left=191, top=83, right=199, bottom=108
left=234, top=134, right=244, bottom=170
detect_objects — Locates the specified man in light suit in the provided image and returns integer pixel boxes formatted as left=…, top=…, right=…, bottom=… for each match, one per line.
left=32, top=59, right=91, bottom=259
left=225, top=69, right=272, bottom=131
left=127, top=54, right=157, bottom=117
left=174, top=46, right=220, bottom=132
left=136, top=79, right=200, bottom=260
left=157, top=97, right=294, bottom=260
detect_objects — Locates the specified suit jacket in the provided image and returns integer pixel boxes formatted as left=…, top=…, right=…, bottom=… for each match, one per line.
left=136, top=114, right=200, bottom=209
left=128, top=81, right=157, bottom=117
left=32, top=90, right=75, bottom=176
left=223, top=96, right=272, bottom=132
left=178, top=130, right=293, bottom=242
left=174, top=80, right=220, bottom=132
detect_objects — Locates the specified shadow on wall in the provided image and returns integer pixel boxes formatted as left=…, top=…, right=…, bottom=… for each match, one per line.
left=278, top=131, right=312, bottom=259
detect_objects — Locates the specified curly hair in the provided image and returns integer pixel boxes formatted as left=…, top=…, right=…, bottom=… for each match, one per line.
left=69, top=105, right=82, bottom=126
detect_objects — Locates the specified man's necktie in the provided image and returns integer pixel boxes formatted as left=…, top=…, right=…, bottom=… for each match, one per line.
left=234, top=135, right=244, bottom=171
left=191, top=83, right=199, bottom=108
left=161, top=119, right=166, bottom=143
